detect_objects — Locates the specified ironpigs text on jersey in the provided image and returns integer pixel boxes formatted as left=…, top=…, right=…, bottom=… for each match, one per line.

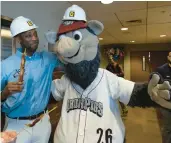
left=67, top=97, right=103, bottom=117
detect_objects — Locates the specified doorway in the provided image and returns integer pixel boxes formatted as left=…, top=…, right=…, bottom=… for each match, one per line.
left=130, top=51, right=169, bottom=82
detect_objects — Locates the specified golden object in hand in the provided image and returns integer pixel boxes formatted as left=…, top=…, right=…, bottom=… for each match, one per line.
left=18, top=48, right=26, bottom=82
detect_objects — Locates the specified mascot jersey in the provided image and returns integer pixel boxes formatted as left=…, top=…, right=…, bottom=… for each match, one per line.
left=51, top=69, right=134, bottom=143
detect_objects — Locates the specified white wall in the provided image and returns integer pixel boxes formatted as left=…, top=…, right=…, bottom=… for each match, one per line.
left=1, top=1, right=72, bottom=51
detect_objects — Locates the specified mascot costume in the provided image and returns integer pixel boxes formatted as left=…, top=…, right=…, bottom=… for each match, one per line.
left=45, top=5, right=171, bottom=143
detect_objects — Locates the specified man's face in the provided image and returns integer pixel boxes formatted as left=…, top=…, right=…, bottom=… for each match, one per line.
left=18, top=29, right=39, bottom=53
left=168, top=52, right=171, bottom=64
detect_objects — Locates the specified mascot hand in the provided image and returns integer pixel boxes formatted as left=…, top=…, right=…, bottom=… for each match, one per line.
left=45, top=31, right=57, bottom=44
left=148, top=74, right=171, bottom=109
left=45, top=31, right=68, bottom=64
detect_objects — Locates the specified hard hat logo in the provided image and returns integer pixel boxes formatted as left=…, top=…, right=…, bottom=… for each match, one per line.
left=62, top=5, right=87, bottom=21
left=27, top=21, right=33, bottom=26
left=63, top=21, right=74, bottom=26
left=69, top=11, right=75, bottom=17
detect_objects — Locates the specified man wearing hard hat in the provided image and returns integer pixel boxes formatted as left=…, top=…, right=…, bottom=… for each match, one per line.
left=1, top=16, right=62, bottom=143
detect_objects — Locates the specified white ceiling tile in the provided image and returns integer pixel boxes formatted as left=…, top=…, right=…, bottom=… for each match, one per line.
left=148, top=6, right=171, bottom=24
left=148, top=2, right=171, bottom=8
left=111, top=1, right=147, bottom=12
left=72, top=1, right=146, bottom=13
left=99, top=32, right=120, bottom=43
left=147, top=23, right=171, bottom=43
left=117, top=9, right=147, bottom=27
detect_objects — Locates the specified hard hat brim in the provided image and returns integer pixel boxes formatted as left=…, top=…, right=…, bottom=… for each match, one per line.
left=12, top=26, right=38, bottom=37
left=57, top=21, right=87, bottom=35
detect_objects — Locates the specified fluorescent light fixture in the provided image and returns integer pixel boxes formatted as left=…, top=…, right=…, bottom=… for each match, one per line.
left=99, top=37, right=103, bottom=40
left=121, top=28, right=128, bottom=31
left=1, top=29, right=12, bottom=38
left=130, top=41, right=135, bottom=43
left=160, top=35, right=166, bottom=37
left=101, top=0, right=113, bottom=4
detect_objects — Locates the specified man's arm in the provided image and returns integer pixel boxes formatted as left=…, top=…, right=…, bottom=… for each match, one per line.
left=1, top=62, right=23, bottom=101
left=1, top=82, right=23, bottom=101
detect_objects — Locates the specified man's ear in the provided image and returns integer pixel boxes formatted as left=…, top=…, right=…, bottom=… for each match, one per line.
left=87, top=20, right=104, bottom=35
left=15, top=36, right=21, bottom=43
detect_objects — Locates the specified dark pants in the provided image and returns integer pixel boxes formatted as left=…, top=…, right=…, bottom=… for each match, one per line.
left=159, top=108, right=171, bottom=143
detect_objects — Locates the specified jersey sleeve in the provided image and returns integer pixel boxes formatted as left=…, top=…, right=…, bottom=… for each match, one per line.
left=51, top=75, right=69, bottom=101
left=105, top=69, right=135, bottom=105
left=117, top=77, right=135, bottom=104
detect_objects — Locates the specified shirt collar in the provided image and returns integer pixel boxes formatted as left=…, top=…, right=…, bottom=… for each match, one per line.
left=16, top=48, right=40, bottom=60
left=71, top=69, right=104, bottom=96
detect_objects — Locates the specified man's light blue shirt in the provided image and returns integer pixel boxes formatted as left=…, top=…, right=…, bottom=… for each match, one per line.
left=1, top=48, right=62, bottom=118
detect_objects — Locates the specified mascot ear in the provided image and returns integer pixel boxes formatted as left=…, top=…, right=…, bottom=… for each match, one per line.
left=87, top=20, right=104, bottom=35
left=45, top=31, right=57, bottom=44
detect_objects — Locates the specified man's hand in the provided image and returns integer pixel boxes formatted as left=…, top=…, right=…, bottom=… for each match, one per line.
left=148, top=74, right=171, bottom=109
left=53, top=71, right=65, bottom=80
left=1, top=131, right=17, bottom=143
left=1, top=82, right=23, bottom=101
left=52, top=67, right=65, bottom=80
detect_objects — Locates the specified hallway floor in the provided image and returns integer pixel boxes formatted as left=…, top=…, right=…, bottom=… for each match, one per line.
left=123, top=107, right=162, bottom=143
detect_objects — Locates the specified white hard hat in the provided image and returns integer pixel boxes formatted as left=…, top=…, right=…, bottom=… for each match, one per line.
left=10, top=16, right=38, bottom=37
left=63, top=5, right=87, bottom=22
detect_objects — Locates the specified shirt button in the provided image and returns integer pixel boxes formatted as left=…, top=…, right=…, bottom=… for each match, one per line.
left=79, top=131, right=84, bottom=136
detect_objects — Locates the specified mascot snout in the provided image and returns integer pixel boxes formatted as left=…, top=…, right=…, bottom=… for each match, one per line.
left=56, top=36, right=80, bottom=59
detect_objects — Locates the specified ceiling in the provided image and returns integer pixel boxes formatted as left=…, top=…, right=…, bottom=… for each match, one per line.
left=69, top=1, right=171, bottom=45
left=1, top=1, right=171, bottom=46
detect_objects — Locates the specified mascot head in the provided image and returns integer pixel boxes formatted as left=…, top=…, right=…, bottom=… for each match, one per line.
left=46, top=5, right=104, bottom=89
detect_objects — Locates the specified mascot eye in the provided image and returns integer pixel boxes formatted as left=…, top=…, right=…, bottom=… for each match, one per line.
left=73, top=31, right=82, bottom=42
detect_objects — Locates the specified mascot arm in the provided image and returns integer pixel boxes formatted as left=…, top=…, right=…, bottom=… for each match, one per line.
left=51, top=75, right=68, bottom=101
left=128, top=74, right=171, bottom=109
left=128, top=83, right=157, bottom=107
left=116, top=77, right=153, bottom=107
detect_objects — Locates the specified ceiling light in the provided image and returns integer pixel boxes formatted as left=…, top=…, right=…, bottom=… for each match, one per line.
left=160, top=35, right=166, bottom=37
left=130, top=41, right=135, bottom=43
left=101, top=0, right=113, bottom=4
left=121, top=28, right=128, bottom=31
left=1, top=29, right=12, bottom=38
left=99, top=38, right=103, bottom=40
